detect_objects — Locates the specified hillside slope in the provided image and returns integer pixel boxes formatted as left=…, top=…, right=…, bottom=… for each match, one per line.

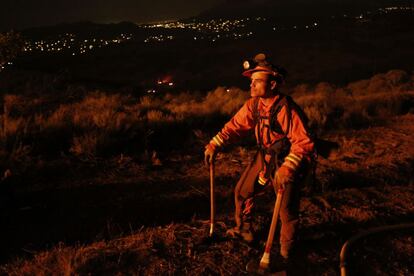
left=1, top=113, right=413, bottom=275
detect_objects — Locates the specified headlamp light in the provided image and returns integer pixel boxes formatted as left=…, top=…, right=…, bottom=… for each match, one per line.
left=242, top=53, right=269, bottom=71
left=243, top=59, right=256, bottom=70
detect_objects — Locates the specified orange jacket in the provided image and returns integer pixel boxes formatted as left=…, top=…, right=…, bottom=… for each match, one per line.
left=210, top=93, right=315, bottom=179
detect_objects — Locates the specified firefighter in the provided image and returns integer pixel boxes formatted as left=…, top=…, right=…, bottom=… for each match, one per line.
left=204, top=53, right=315, bottom=260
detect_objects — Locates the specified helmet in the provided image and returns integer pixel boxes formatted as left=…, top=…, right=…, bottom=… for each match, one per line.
left=242, top=53, right=287, bottom=84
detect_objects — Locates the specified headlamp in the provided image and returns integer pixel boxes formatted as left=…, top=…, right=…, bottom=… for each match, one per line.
left=242, top=53, right=287, bottom=83
left=243, top=59, right=257, bottom=70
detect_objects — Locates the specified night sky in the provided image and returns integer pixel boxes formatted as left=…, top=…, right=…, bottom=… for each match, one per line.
left=0, top=0, right=225, bottom=31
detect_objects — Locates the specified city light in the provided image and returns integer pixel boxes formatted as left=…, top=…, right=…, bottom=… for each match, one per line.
left=16, top=5, right=413, bottom=60
left=23, top=32, right=133, bottom=55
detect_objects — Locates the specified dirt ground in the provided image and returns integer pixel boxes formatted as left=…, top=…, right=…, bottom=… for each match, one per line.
left=0, top=114, right=413, bottom=275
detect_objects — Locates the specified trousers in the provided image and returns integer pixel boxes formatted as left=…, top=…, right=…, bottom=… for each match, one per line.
left=233, top=150, right=308, bottom=246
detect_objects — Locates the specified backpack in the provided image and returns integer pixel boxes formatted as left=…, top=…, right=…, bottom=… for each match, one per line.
left=251, top=93, right=314, bottom=154
left=252, top=93, right=318, bottom=188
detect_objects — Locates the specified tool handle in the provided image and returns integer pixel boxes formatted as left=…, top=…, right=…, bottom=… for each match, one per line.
left=259, top=188, right=284, bottom=268
left=209, top=161, right=215, bottom=236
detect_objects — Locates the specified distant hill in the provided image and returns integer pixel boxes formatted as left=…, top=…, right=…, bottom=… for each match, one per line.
left=4, top=2, right=414, bottom=92
left=197, top=0, right=414, bottom=22
left=21, top=21, right=139, bottom=39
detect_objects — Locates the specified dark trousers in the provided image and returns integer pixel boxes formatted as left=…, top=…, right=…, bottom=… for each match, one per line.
left=234, top=150, right=307, bottom=246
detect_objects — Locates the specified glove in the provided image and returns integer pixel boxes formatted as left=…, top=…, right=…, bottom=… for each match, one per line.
left=204, top=142, right=218, bottom=166
left=275, top=165, right=295, bottom=190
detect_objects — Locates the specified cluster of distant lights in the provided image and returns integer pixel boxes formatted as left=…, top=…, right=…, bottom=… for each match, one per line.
left=147, top=80, right=175, bottom=93
left=141, top=17, right=262, bottom=33
left=143, top=32, right=256, bottom=43
left=0, top=61, right=13, bottom=71
left=140, top=6, right=414, bottom=44
left=142, top=17, right=275, bottom=43
left=141, top=17, right=318, bottom=43
left=201, top=31, right=254, bottom=42
left=23, top=33, right=133, bottom=55
left=0, top=4, right=411, bottom=67
left=330, top=6, right=414, bottom=20
left=381, top=6, right=414, bottom=12
left=144, top=35, right=174, bottom=43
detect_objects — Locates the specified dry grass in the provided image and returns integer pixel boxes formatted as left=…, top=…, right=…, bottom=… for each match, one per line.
left=3, top=184, right=413, bottom=275
left=0, top=222, right=251, bottom=275
left=0, top=87, right=247, bottom=163
left=340, top=207, right=376, bottom=222
left=293, top=70, right=414, bottom=131
left=1, top=70, right=413, bottom=169
left=1, top=72, right=414, bottom=274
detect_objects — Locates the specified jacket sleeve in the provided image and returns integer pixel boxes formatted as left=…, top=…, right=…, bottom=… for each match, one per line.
left=209, top=99, right=256, bottom=147
left=277, top=105, right=315, bottom=170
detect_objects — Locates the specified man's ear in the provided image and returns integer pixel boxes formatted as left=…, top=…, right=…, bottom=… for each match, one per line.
left=270, top=80, right=277, bottom=90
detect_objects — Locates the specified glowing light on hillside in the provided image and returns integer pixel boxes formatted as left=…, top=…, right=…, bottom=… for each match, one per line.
left=24, top=32, right=133, bottom=55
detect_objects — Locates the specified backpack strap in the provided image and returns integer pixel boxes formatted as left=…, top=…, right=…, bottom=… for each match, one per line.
left=252, top=94, right=290, bottom=143
left=252, top=97, right=263, bottom=148
left=269, top=95, right=290, bottom=135
left=252, top=97, right=260, bottom=128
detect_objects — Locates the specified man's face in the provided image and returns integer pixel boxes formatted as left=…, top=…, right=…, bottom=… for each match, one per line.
left=250, top=71, right=276, bottom=98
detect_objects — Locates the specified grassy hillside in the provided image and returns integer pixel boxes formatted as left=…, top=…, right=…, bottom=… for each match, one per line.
left=1, top=113, right=413, bottom=275
left=1, top=69, right=413, bottom=184
left=0, top=70, right=413, bottom=274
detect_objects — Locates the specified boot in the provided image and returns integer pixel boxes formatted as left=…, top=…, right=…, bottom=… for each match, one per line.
left=226, top=222, right=254, bottom=242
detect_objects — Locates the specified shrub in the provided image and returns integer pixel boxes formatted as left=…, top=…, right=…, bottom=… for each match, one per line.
left=293, top=70, right=414, bottom=130
left=1, top=70, right=413, bottom=166
left=165, top=87, right=248, bottom=117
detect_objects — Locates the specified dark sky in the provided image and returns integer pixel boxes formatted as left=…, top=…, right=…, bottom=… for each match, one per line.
left=0, top=0, right=225, bottom=31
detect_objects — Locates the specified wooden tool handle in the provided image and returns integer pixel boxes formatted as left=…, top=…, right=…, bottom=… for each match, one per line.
left=209, top=162, right=215, bottom=236
left=260, top=188, right=285, bottom=268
